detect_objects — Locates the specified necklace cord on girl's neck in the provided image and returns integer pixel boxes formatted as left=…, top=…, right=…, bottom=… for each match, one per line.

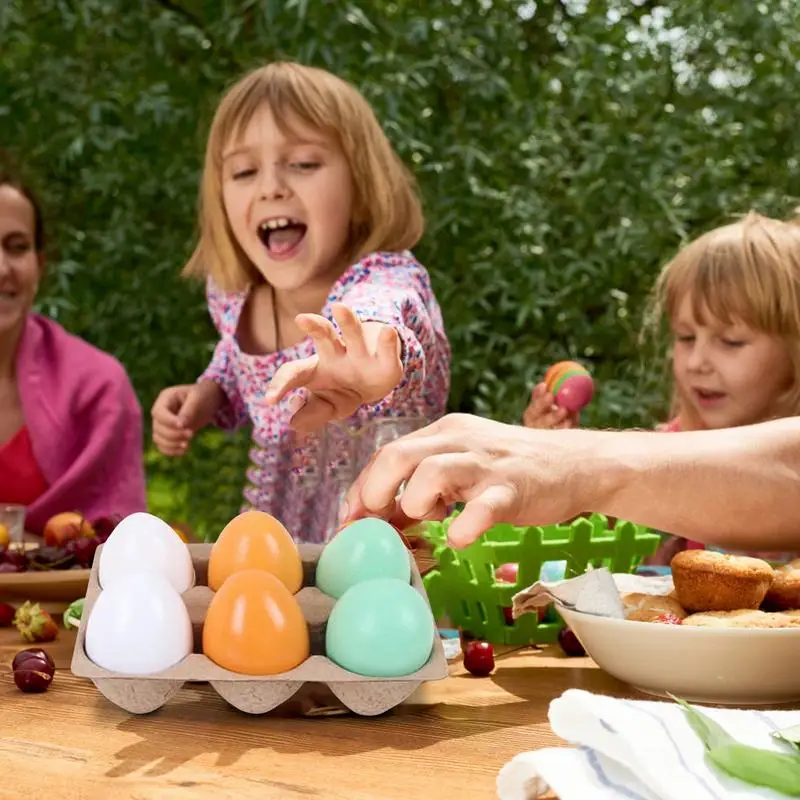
left=271, top=283, right=280, bottom=351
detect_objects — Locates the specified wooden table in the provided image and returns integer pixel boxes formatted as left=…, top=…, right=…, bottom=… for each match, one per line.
left=0, top=625, right=641, bottom=800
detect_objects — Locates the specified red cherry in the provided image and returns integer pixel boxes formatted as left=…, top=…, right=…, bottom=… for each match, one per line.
left=557, top=626, right=586, bottom=657
left=463, top=641, right=495, bottom=677
left=494, top=563, right=519, bottom=583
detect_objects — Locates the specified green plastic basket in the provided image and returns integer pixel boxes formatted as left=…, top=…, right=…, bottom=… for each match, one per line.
left=421, top=512, right=661, bottom=646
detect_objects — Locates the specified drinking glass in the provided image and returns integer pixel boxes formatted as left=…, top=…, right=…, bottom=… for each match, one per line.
left=0, top=504, right=26, bottom=550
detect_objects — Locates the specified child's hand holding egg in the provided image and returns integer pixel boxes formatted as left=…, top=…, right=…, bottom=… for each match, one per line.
left=543, top=360, right=594, bottom=413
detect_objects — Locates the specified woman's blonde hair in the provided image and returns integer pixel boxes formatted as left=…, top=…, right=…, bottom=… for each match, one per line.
left=645, top=210, right=800, bottom=421
left=183, top=61, right=424, bottom=291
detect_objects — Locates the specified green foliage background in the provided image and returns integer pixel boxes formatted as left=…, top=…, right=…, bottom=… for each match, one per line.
left=2, top=1, right=798, bottom=536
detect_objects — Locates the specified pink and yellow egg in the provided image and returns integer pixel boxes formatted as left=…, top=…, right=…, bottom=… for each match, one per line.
left=543, top=360, right=594, bottom=413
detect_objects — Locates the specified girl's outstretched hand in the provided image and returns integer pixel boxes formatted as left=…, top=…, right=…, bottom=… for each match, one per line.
left=265, top=303, right=403, bottom=433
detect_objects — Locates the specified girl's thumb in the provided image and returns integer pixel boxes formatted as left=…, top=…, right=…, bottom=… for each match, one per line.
left=177, top=389, right=200, bottom=430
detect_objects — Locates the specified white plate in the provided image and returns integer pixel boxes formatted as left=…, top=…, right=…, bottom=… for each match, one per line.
left=559, top=605, right=800, bottom=706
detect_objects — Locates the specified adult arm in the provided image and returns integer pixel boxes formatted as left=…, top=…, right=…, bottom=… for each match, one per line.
left=343, top=414, right=800, bottom=551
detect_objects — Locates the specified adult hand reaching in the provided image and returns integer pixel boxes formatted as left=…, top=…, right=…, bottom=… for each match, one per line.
left=342, top=413, right=601, bottom=549
left=343, top=413, right=800, bottom=555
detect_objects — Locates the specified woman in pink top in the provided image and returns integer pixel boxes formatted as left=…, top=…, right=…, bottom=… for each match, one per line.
left=151, top=63, right=451, bottom=543
left=524, top=211, right=800, bottom=564
left=0, top=165, right=147, bottom=536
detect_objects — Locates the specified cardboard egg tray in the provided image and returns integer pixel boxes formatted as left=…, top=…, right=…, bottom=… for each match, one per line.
left=70, top=543, right=449, bottom=716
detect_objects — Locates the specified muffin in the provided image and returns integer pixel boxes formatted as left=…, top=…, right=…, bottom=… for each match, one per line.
left=621, top=592, right=687, bottom=622
left=670, top=550, right=774, bottom=612
left=763, top=559, right=800, bottom=611
left=683, top=609, right=800, bottom=629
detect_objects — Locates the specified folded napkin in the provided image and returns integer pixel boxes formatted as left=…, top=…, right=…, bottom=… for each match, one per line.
left=497, top=689, right=800, bottom=800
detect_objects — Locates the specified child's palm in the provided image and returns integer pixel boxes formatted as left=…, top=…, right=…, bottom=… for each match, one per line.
left=266, top=303, right=403, bottom=432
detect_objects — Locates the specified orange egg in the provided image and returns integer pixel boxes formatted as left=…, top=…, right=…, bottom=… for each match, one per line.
left=208, top=510, right=303, bottom=593
left=202, top=569, right=310, bottom=675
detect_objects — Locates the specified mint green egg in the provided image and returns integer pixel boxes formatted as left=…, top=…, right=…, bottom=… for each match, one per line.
left=315, top=517, right=411, bottom=599
left=325, top=578, right=436, bottom=677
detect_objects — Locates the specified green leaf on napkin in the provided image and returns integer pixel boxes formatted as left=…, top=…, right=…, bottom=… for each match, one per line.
left=669, top=693, right=800, bottom=796
left=774, top=724, right=800, bottom=751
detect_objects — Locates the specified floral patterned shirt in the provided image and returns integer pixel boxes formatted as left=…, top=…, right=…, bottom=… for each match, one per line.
left=198, top=250, right=451, bottom=543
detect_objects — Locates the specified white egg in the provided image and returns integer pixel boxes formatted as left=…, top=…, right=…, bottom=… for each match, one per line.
left=98, top=511, right=194, bottom=593
left=85, top=570, right=193, bottom=675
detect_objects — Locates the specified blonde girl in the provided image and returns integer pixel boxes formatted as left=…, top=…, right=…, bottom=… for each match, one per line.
left=151, top=62, right=451, bottom=542
left=525, top=211, right=800, bottom=562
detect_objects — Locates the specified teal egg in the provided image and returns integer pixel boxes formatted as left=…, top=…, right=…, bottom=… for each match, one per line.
left=325, top=578, right=436, bottom=677
left=315, top=517, right=411, bottom=599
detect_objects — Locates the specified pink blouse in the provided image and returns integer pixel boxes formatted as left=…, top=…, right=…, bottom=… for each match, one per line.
left=199, top=250, right=451, bottom=543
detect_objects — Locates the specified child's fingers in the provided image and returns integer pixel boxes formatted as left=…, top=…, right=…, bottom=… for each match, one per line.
left=531, top=382, right=547, bottom=400
left=153, top=424, right=191, bottom=446
left=377, top=325, right=401, bottom=362
left=289, top=394, right=339, bottom=433
left=296, top=313, right=345, bottom=360
left=331, top=304, right=368, bottom=359
left=544, top=407, right=570, bottom=429
left=266, top=356, right=319, bottom=403
left=151, top=389, right=186, bottom=427
left=153, top=427, right=190, bottom=457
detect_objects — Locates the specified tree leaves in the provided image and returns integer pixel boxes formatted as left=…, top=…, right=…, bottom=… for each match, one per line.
left=2, top=0, right=799, bottom=533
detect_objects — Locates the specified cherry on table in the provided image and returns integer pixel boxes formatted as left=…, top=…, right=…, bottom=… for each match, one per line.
left=12, top=647, right=55, bottom=673
left=463, top=641, right=495, bottom=677
left=557, top=626, right=586, bottom=657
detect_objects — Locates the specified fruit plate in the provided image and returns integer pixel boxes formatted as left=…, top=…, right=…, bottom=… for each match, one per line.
left=0, top=543, right=90, bottom=606
left=0, top=568, right=90, bottom=604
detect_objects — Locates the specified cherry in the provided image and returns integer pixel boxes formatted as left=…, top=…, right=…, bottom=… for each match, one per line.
left=557, top=626, right=586, bottom=657
left=463, top=641, right=495, bottom=677
left=13, top=664, right=54, bottom=693
left=13, top=647, right=55, bottom=673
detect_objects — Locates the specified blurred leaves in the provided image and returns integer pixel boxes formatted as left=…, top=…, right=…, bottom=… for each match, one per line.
left=2, top=0, right=799, bottom=533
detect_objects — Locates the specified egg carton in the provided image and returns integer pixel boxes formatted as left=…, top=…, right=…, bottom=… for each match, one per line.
left=70, top=543, right=449, bottom=716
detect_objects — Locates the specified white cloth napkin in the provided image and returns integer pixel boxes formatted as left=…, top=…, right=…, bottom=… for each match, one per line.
left=497, top=689, right=800, bottom=800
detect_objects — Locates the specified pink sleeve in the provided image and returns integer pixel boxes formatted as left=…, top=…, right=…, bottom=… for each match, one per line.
left=197, top=278, right=250, bottom=431
left=41, top=366, right=147, bottom=522
left=337, top=256, right=448, bottom=409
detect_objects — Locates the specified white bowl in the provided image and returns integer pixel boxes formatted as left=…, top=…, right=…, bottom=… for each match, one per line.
left=559, top=605, right=800, bottom=706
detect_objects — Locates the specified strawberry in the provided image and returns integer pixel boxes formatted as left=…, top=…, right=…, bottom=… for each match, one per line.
left=13, top=601, right=58, bottom=642
left=0, top=602, right=15, bottom=627
left=654, top=612, right=683, bottom=625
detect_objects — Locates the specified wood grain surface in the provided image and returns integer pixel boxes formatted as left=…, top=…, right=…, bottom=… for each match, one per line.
left=0, top=623, right=641, bottom=800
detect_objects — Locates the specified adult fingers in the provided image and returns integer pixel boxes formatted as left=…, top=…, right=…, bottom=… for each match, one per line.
left=446, top=484, right=520, bottom=549
left=398, top=452, right=486, bottom=520
left=266, top=357, right=319, bottom=404
left=344, top=428, right=467, bottom=520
